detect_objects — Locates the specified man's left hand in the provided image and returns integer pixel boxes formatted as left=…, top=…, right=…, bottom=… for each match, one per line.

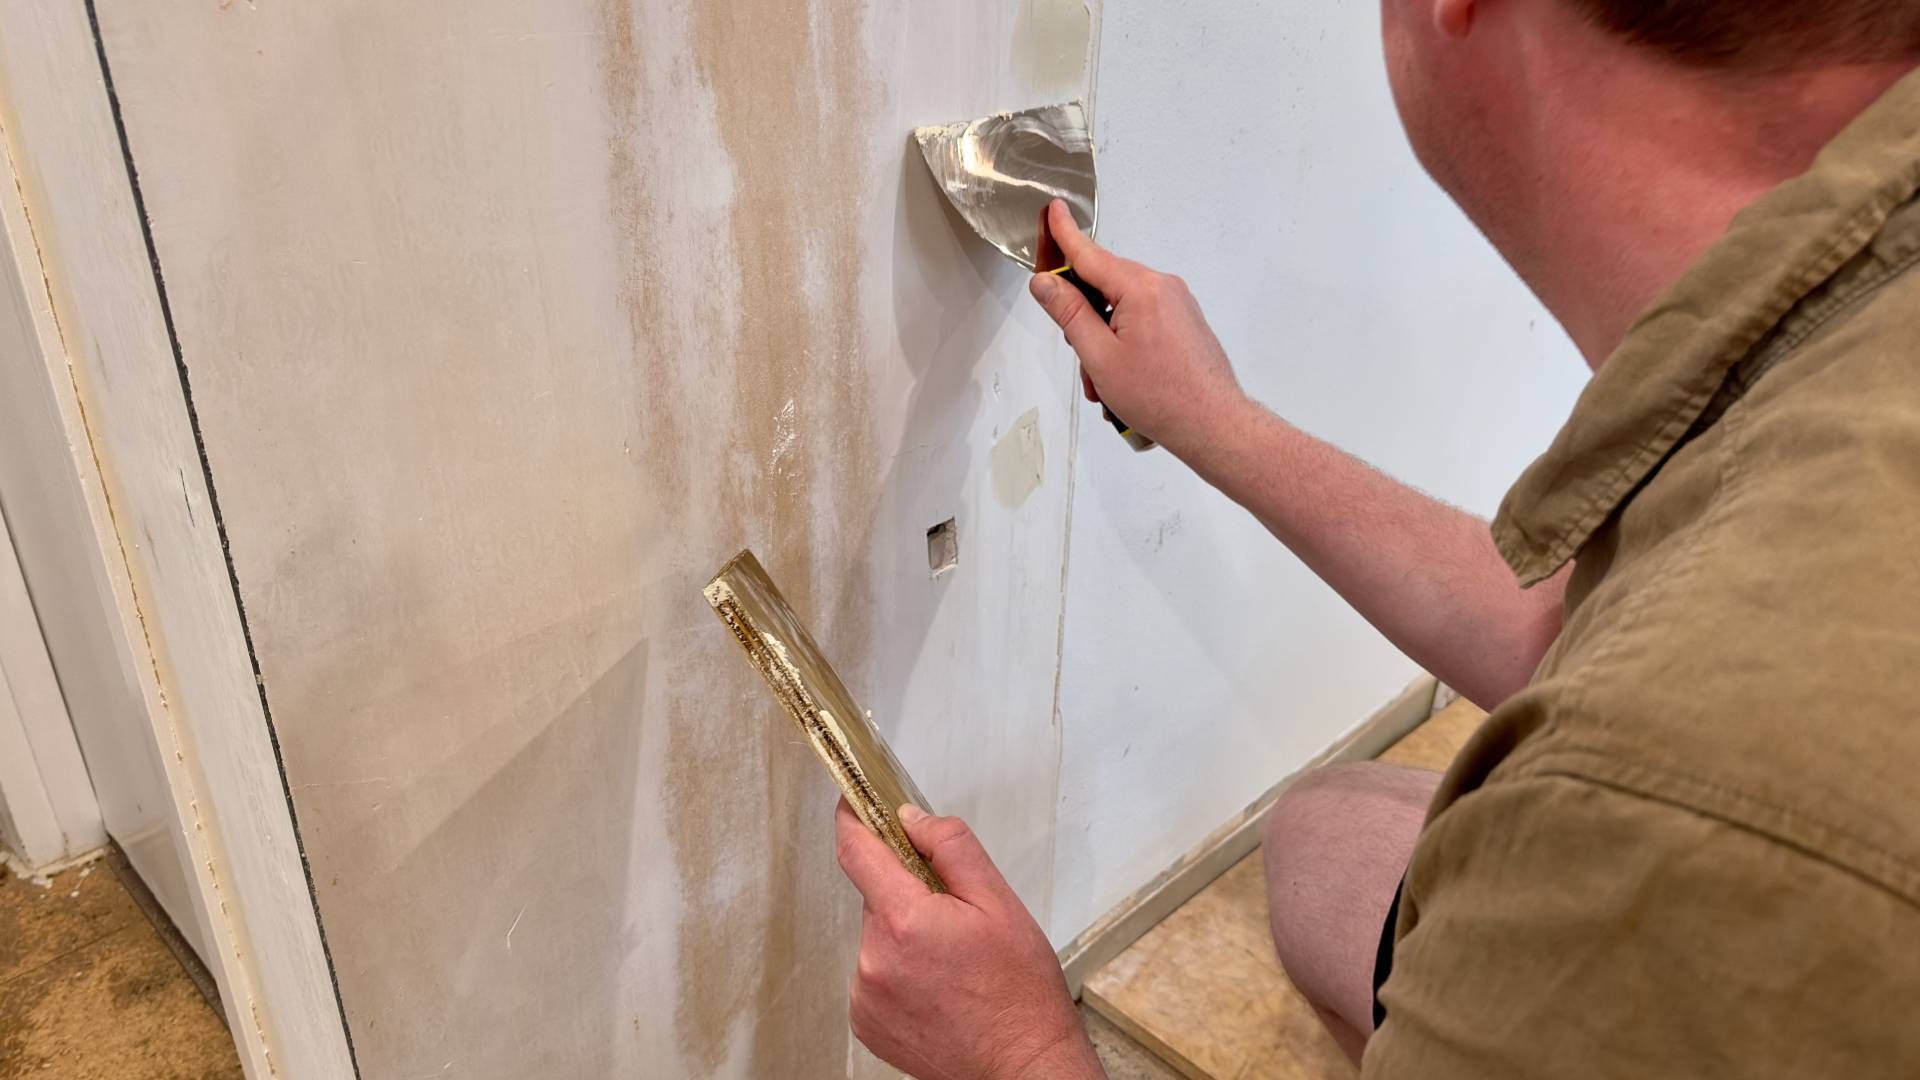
left=835, top=799, right=1105, bottom=1080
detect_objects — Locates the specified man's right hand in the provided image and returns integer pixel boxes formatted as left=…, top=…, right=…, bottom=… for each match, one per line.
left=1024, top=198, right=1568, bottom=711
left=1027, top=199, right=1251, bottom=461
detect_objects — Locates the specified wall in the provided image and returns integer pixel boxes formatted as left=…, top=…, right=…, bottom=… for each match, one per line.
left=89, top=1, right=1088, bottom=1076
left=1047, top=1, right=1588, bottom=937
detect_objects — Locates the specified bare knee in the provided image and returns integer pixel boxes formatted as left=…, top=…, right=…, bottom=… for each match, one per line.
left=1262, top=764, right=1414, bottom=963
left=1266, top=762, right=1435, bottom=842
left=1261, top=763, right=1437, bottom=1034
left=1263, top=763, right=1435, bottom=891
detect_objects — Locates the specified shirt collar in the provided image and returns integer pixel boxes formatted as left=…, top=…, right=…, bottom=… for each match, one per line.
left=1492, top=68, right=1920, bottom=586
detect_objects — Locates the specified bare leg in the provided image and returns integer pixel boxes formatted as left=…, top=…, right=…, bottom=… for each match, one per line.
left=1262, top=762, right=1439, bottom=1064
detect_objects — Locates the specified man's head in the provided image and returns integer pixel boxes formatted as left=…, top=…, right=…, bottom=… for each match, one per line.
left=1380, top=0, right=1920, bottom=360
left=1385, top=0, right=1920, bottom=206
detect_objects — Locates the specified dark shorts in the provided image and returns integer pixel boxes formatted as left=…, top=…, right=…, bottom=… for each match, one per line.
left=1372, top=877, right=1405, bottom=1028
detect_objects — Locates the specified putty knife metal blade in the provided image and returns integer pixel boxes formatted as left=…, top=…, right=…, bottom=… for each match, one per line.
left=912, top=100, right=1098, bottom=272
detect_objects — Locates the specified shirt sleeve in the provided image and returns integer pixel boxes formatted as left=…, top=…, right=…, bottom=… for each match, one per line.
left=1361, top=773, right=1918, bottom=1078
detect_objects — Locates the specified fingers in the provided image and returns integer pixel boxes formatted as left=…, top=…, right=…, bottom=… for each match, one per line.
left=896, top=805, right=1013, bottom=906
left=835, top=798, right=924, bottom=913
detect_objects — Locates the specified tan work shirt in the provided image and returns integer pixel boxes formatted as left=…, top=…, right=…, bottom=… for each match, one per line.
left=1369, top=70, right=1920, bottom=1076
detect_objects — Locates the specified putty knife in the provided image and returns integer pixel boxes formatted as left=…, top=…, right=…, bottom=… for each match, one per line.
left=914, top=101, right=1154, bottom=452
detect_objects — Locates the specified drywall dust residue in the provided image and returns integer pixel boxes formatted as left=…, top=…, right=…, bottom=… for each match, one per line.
left=596, top=0, right=883, bottom=1075
left=990, top=407, right=1045, bottom=508
left=598, top=0, right=694, bottom=515
left=768, top=399, right=798, bottom=479
left=1013, top=0, right=1091, bottom=104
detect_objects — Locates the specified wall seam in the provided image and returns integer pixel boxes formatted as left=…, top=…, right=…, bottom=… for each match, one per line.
left=1043, top=362, right=1081, bottom=938
left=1041, top=0, right=1101, bottom=943
left=79, top=3, right=360, bottom=1075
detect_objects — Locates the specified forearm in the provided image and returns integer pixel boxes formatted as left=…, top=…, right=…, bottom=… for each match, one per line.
left=1018, top=208, right=1565, bottom=707
left=1175, top=398, right=1565, bottom=710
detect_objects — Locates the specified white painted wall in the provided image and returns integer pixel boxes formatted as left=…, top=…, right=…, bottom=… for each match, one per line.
left=1047, top=0, right=1589, bottom=938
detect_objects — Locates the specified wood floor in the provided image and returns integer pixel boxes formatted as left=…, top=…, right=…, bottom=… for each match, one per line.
left=0, top=852, right=239, bottom=1080
left=1082, top=699, right=1486, bottom=1079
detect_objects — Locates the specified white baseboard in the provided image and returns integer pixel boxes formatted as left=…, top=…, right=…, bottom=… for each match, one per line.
left=0, top=842, right=110, bottom=883
left=1058, top=675, right=1438, bottom=994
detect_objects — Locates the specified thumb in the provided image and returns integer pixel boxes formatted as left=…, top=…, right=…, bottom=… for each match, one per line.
left=1030, top=272, right=1118, bottom=376
left=1045, top=198, right=1127, bottom=297
left=898, top=805, right=1013, bottom=906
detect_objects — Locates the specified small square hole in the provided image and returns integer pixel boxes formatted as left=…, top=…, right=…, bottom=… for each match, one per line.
left=927, top=518, right=958, bottom=578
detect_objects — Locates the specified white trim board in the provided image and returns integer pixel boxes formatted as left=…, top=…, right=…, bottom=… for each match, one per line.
left=0, top=4, right=353, bottom=1077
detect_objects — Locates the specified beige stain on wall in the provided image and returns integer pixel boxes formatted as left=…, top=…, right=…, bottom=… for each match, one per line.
left=991, top=407, right=1046, bottom=508
left=599, top=0, right=692, bottom=518
left=601, top=0, right=882, bottom=1073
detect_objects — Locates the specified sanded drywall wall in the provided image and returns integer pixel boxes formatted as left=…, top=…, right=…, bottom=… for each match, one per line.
left=90, top=1, right=1088, bottom=1076
left=1047, top=1, right=1588, bottom=938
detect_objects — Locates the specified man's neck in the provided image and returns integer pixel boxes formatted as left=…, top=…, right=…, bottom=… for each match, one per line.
left=1513, top=56, right=1917, bottom=369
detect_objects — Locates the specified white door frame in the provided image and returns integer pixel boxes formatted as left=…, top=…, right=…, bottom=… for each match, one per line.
left=0, top=4, right=354, bottom=1077
left=0, top=501, right=106, bottom=873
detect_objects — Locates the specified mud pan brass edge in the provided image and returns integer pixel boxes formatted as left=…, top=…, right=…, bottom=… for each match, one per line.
left=703, top=550, right=945, bottom=893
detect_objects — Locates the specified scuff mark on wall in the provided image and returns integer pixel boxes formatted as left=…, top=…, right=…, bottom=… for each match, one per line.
left=990, top=407, right=1045, bottom=508
left=768, top=398, right=798, bottom=479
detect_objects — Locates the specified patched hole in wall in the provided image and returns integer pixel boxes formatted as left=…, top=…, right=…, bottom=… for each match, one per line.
left=927, top=518, right=958, bottom=578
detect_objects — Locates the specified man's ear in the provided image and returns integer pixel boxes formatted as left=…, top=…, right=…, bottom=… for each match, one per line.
left=1435, top=0, right=1475, bottom=38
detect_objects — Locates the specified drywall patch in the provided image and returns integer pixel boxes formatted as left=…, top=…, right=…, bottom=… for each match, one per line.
left=1013, top=0, right=1091, bottom=103
left=991, top=408, right=1045, bottom=508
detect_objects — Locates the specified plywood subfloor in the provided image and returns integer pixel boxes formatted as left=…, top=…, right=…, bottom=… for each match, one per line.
left=0, top=855, right=240, bottom=1080
left=1086, top=1004, right=1184, bottom=1080
left=1084, top=849, right=1354, bottom=1080
left=1377, top=696, right=1485, bottom=771
left=1082, top=699, right=1486, bottom=1079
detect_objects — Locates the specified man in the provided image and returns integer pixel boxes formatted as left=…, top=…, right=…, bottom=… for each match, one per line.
left=836, top=0, right=1920, bottom=1075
